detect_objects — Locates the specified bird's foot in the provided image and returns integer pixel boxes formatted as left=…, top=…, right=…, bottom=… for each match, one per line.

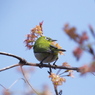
left=53, top=63, right=57, bottom=69
left=39, top=62, right=44, bottom=68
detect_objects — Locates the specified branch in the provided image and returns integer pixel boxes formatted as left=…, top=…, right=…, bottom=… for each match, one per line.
left=0, top=62, right=79, bottom=72
left=54, top=86, right=58, bottom=95
left=25, top=62, right=79, bottom=71
left=0, top=64, right=19, bottom=72
left=0, top=52, right=79, bottom=72
left=0, top=52, right=27, bottom=64
left=20, top=66, right=40, bottom=95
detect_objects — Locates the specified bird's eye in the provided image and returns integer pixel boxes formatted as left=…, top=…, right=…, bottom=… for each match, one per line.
left=45, top=37, right=48, bottom=40
left=45, top=37, right=51, bottom=41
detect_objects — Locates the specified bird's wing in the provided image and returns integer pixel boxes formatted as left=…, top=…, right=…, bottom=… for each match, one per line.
left=34, top=47, right=52, bottom=53
left=50, top=45, right=57, bottom=49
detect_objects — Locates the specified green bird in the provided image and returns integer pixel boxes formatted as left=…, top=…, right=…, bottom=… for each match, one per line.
left=33, top=36, right=66, bottom=65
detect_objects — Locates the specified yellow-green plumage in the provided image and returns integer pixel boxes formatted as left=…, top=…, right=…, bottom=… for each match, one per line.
left=33, top=36, right=65, bottom=64
left=34, top=36, right=52, bottom=53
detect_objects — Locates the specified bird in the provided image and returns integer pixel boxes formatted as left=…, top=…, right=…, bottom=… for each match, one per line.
left=33, top=36, right=66, bottom=65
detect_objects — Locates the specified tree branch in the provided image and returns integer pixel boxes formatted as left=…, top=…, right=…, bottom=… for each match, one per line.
left=0, top=52, right=27, bottom=64
left=25, top=62, right=79, bottom=71
left=0, top=62, right=79, bottom=72
left=0, top=64, right=20, bottom=72
left=0, top=52, right=80, bottom=72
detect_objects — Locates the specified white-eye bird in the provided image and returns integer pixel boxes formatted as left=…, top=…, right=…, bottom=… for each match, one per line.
left=33, top=36, right=66, bottom=65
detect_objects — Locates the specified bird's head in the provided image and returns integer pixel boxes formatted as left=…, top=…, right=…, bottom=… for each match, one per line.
left=40, top=36, right=57, bottom=42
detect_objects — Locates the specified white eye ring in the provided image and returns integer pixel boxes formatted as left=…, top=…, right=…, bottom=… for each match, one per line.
left=45, top=37, right=49, bottom=40
left=45, top=37, right=52, bottom=41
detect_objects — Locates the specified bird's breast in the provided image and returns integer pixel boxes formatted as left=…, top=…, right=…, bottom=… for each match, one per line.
left=34, top=52, right=58, bottom=63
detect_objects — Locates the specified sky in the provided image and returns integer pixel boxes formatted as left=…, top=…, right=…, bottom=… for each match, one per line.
left=0, top=0, right=95, bottom=95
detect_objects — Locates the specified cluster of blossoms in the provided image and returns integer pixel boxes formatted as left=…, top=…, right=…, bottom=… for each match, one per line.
left=64, top=24, right=79, bottom=41
left=49, top=73, right=66, bottom=87
left=63, top=24, right=88, bottom=43
left=2, top=90, right=11, bottom=95
left=73, top=47, right=83, bottom=60
left=49, top=62, right=74, bottom=87
left=72, top=31, right=89, bottom=60
left=24, top=22, right=43, bottom=49
left=79, top=61, right=95, bottom=75
left=63, top=24, right=95, bottom=60
left=62, top=62, right=74, bottom=77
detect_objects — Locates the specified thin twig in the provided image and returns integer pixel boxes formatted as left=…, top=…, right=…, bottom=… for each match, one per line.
left=20, top=66, right=40, bottom=95
left=8, top=78, right=26, bottom=90
left=54, top=86, right=58, bottom=95
left=0, top=84, right=7, bottom=90
left=56, top=69, right=61, bottom=75
left=0, top=64, right=19, bottom=72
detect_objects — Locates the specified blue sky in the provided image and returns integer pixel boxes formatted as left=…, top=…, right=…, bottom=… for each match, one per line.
left=0, top=0, right=95, bottom=95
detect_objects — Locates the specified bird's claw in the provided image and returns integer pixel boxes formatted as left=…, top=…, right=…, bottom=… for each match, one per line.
left=53, top=63, right=57, bottom=69
left=39, top=62, right=44, bottom=68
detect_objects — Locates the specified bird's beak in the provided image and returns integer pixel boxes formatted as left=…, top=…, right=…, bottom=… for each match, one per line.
left=52, top=39, right=57, bottom=41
